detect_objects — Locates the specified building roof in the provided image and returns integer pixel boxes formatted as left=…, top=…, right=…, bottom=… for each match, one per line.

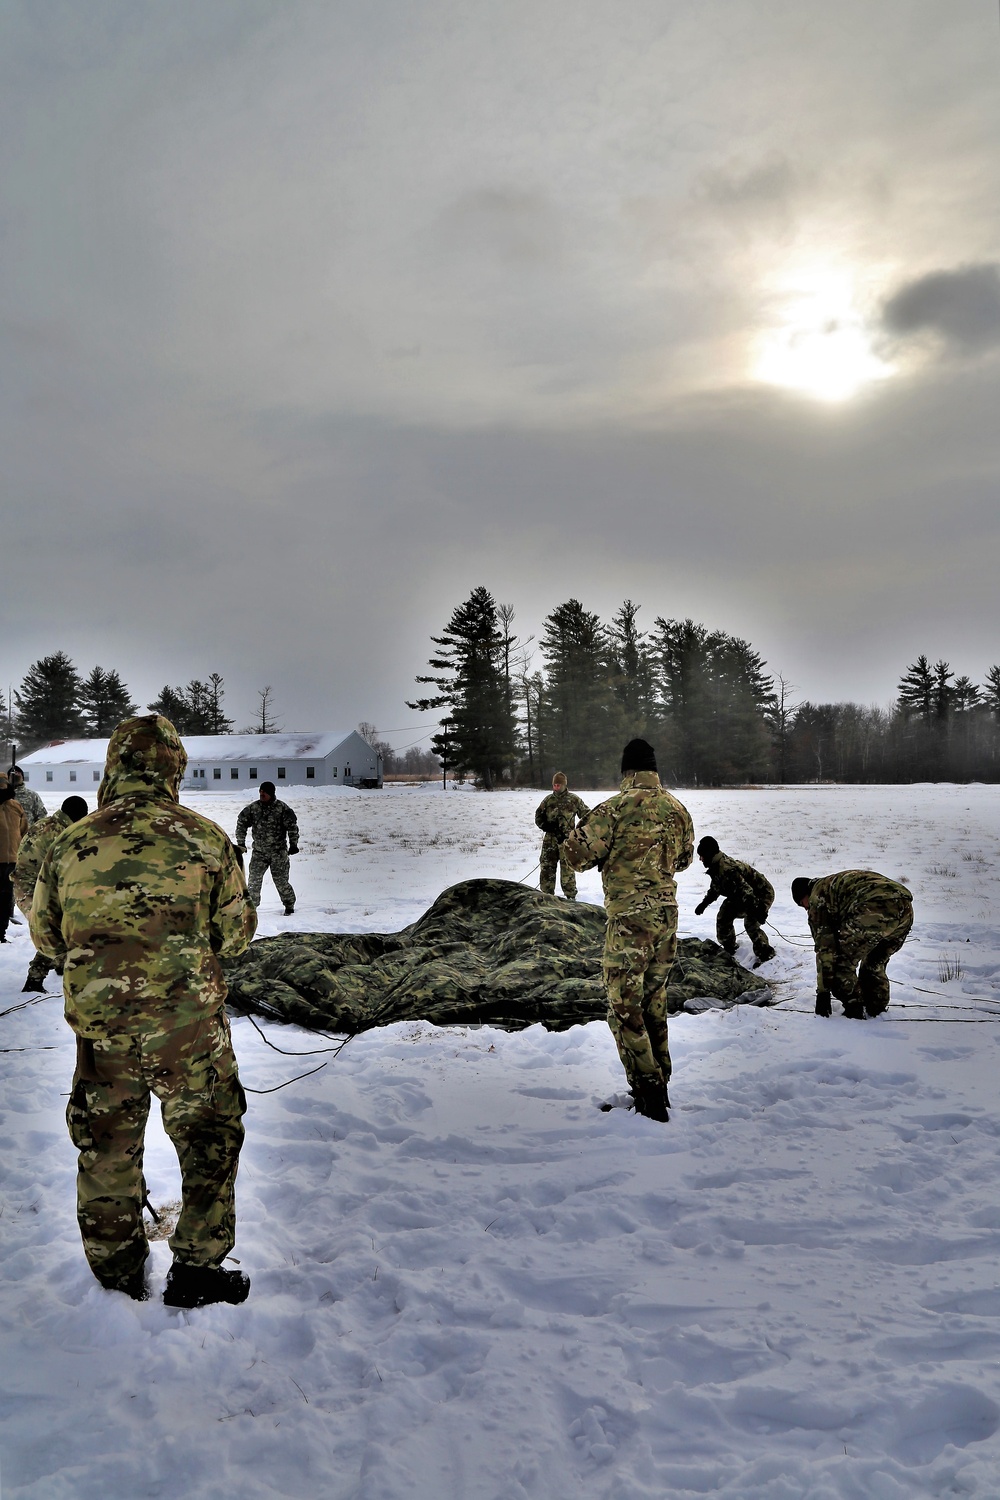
left=18, top=732, right=361, bottom=766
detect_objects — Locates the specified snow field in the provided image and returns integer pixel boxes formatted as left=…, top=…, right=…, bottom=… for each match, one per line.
left=2, top=782, right=1000, bottom=1497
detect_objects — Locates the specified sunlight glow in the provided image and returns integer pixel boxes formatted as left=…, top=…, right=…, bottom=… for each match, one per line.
left=753, top=271, right=894, bottom=403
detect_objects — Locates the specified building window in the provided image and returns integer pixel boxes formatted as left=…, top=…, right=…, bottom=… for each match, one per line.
left=46, top=771, right=53, bottom=782
left=277, top=767, right=286, bottom=779
left=69, top=771, right=77, bottom=782
left=22, top=772, right=29, bottom=782
left=231, top=768, right=239, bottom=779
left=93, top=771, right=100, bottom=781
left=249, top=767, right=257, bottom=779
left=306, top=766, right=315, bottom=780
left=332, top=768, right=337, bottom=778
left=213, top=768, right=221, bottom=780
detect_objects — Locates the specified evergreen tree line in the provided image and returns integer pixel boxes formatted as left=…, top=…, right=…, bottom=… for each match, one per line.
left=2, top=652, right=243, bottom=753
left=409, top=589, right=1000, bottom=787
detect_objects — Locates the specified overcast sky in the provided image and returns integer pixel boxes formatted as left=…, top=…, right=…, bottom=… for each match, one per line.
left=3, top=0, right=999, bottom=748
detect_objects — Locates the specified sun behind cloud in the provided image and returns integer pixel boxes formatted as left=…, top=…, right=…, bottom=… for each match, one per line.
left=753, top=268, right=895, bottom=403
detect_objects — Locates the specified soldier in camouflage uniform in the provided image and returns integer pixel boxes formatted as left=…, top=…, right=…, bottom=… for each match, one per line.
left=694, top=836, right=776, bottom=967
left=535, top=772, right=589, bottom=900
left=792, top=870, right=913, bottom=1019
left=8, top=765, right=48, bottom=827
left=563, top=739, right=694, bottom=1120
left=235, top=781, right=299, bottom=914
left=31, top=715, right=257, bottom=1306
left=13, top=794, right=89, bottom=991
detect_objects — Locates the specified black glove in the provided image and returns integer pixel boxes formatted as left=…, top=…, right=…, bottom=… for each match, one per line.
left=694, top=900, right=707, bottom=916
left=815, top=990, right=832, bottom=1018
left=288, top=845, right=299, bottom=856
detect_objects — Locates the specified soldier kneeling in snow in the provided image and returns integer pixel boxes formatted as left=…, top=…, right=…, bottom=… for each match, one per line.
left=792, top=870, right=913, bottom=1019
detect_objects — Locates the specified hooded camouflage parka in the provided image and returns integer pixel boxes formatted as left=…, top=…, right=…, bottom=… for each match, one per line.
left=13, top=807, right=74, bottom=919
left=31, top=716, right=256, bottom=1040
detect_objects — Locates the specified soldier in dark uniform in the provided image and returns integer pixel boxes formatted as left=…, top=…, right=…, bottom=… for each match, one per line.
left=694, top=836, right=776, bottom=967
left=792, top=870, right=913, bottom=1018
left=235, top=781, right=299, bottom=914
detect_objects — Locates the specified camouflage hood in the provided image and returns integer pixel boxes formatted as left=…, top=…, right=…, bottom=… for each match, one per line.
left=98, top=715, right=187, bottom=807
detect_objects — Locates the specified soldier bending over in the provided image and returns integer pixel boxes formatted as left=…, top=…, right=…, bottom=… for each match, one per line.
left=792, top=870, right=913, bottom=1018
left=534, top=772, right=589, bottom=900
left=563, top=739, right=693, bottom=1120
left=694, top=836, right=776, bottom=967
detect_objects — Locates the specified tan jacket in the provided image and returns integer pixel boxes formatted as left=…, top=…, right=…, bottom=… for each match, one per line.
left=0, top=778, right=29, bottom=863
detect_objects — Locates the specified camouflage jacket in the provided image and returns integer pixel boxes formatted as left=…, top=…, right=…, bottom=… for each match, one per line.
left=13, top=808, right=73, bottom=917
left=807, top=869, right=913, bottom=994
left=31, top=715, right=256, bottom=1040
left=13, top=783, right=48, bottom=827
left=700, top=852, right=774, bottom=913
left=235, top=797, right=299, bottom=856
left=562, top=771, right=694, bottom=918
left=534, top=788, right=589, bottom=842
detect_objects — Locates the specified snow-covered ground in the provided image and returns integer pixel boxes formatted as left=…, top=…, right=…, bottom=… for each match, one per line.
left=3, top=782, right=1000, bottom=1499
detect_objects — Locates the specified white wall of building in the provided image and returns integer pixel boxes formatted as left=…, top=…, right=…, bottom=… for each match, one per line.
left=17, top=730, right=383, bottom=792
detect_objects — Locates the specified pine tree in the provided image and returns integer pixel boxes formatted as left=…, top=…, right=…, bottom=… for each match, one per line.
left=608, top=600, right=655, bottom=735
left=407, top=587, right=517, bottom=788
left=14, top=652, right=85, bottom=748
left=148, top=674, right=233, bottom=734
left=79, top=667, right=139, bottom=735
left=538, top=599, right=616, bottom=786
left=203, top=673, right=234, bottom=734
left=650, top=620, right=775, bottom=784
left=148, top=685, right=195, bottom=730
left=897, top=656, right=934, bottom=720
left=983, top=666, right=1000, bottom=718
left=243, top=686, right=281, bottom=734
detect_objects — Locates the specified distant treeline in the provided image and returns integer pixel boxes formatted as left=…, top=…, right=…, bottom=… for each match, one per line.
left=408, top=588, right=1000, bottom=787
left=3, top=653, right=256, bottom=752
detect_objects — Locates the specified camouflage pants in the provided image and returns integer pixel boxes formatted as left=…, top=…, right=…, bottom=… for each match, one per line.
left=602, top=903, right=677, bottom=1100
left=66, top=1011, right=246, bottom=1287
left=716, top=899, right=775, bottom=962
left=828, top=898, right=914, bottom=1014
left=25, top=949, right=55, bottom=986
left=539, top=835, right=577, bottom=900
left=248, top=849, right=295, bottom=908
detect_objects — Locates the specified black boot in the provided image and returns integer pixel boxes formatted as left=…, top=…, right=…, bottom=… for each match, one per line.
left=21, top=976, right=47, bottom=994
left=633, top=1079, right=670, bottom=1122
left=101, top=1268, right=150, bottom=1301
left=163, top=1262, right=251, bottom=1308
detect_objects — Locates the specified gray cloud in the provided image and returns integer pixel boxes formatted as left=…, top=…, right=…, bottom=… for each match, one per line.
left=3, top=0, right=1000, bottom=734
left=882, top=265, right=1000, bottom=352
left=694, top=153, right=799, bottom=210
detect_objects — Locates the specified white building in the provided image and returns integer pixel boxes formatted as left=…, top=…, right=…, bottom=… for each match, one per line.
left=17, top=731, right=382, bottom=793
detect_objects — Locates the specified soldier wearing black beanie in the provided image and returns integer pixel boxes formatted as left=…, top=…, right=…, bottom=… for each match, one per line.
left=562, top=741, right=694, bottom=1121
